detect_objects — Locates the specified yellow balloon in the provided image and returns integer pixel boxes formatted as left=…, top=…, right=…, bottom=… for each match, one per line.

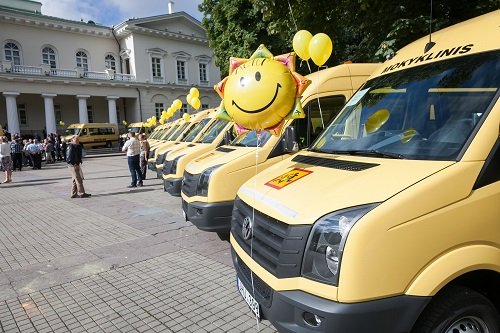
left=186, top=93, right=193, bottom=106
left=159, top=118, right=165, bottom=125
left=309, top=33, right=333, bottom=66
left=162, top=110, right=167, bottom=117
left=192, top=98, right=201, bottom=110
left=293, top=30, right=312, bottom=60
left=173, top=99, right=182, bottom=110
left=189, top=87, right=199, bottom=98
left=183, top=113, right=190, bottom=121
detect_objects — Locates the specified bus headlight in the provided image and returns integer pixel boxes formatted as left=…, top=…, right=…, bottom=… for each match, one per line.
left=301, top=204, right=378, bottom=286
left=196, top=164, right=222, bottom=197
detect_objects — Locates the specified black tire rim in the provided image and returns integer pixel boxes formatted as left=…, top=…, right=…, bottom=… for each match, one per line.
left=445, top=316, right=489, bottom=333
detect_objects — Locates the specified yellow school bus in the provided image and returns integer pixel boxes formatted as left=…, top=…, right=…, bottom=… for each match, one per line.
left=181, top=63, right=379, bottom=239
left=231, top=10, right=500, bottom=332
left=121, top=122, right=154, bottom=139
left=63, top=123, right=118, bottom=148
left=162, top=114, right=236, bottom=196
left=147, top=111, right=212, bottom=175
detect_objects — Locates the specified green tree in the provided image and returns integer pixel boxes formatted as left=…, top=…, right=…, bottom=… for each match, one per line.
left=199, top=0, right=288, bottom=77
left=200, top=0, right=498, bottom=75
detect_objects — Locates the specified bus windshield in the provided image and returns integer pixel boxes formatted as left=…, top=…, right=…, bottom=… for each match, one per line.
left=64, top=128, right=81, bottom=136
left=310, top=51, right=499, bottom=161
left=199, top=119, right=229, bottom=144
left=185, top=118, right=211, bottom=142
left=231, top=130, right=272, bottom=147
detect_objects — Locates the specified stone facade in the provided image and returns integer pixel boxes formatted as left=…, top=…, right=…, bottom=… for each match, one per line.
left=0, top=0, right=221, bottom=137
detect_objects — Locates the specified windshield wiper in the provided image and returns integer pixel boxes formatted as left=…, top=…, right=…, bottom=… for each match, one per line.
left=345, top=150, right=405, bottom=159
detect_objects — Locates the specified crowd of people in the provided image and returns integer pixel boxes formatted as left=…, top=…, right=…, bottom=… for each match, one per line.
left=0, top=133, right=67, bottom=180
left=0, top=131, right=151, bottom=197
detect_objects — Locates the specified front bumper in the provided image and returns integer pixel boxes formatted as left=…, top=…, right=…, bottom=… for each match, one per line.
left=182, top=199, right=234, bottom=232
left=232, top=249, right=430, bottom=333
left=164, top=177, right=182, bottom=196
left=148, top=161, right=157, bottom=171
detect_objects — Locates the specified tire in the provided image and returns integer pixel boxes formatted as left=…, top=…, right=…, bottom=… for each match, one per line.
left=216, top=231, right=230, bottom=242
left=412, top=285, right=500, bottom=333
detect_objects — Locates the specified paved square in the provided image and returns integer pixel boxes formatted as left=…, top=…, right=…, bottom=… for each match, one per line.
left=0, top=154, right=277, bottom=333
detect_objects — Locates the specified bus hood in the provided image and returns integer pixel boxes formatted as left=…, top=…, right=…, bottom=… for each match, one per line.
left=237, top=152, right=455, bottom=225
left=185, top=146, right=258, bottom=175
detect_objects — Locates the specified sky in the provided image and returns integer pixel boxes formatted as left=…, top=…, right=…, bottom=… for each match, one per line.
left=38, top=0, right=204, bottom=26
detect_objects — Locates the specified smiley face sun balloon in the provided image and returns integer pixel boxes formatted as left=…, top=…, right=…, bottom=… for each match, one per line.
left=215, top=44, right=311, bottom=135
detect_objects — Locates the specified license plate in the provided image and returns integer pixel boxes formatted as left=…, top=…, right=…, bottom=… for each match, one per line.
left=237, top=277, right=260, bottom=319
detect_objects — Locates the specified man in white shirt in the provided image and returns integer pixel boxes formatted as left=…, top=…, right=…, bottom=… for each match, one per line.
left=122, top=132, right=143, bottom=188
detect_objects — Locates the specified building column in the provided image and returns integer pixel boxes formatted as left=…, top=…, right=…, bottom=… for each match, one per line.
left=76, top=95, right=90, bottom=123
left=2, top=92, right=20, bottom=135
left=42, top=93, right=57, bottom=135
left=107, top=96, right=119, bottom=125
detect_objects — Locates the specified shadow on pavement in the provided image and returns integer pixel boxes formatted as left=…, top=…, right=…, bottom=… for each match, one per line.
left=90, top=188, right=158, bottom=198
left=1, top=181, right=58, bottom=188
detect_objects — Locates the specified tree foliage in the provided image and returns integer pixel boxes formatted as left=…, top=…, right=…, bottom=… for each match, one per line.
left=200, top=0, right=498, bottom=76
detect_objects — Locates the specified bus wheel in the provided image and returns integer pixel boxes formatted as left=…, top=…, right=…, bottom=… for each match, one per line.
left=105, top=141, right=112, bottom=148
left=412, top=285, right=499, bottom=333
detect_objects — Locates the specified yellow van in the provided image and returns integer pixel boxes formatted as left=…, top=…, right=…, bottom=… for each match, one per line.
left=162, top=115, right=235, bottom=195
left=63, top=123, right=118, bottom=148
left=231, top=11, right=500, bottom=332
left=153, top=109, right=219, bottom=174
left=181, top=63, right=379, bottom=239
left=147, top=111, right=212, bottom=174
left=121, top=122, right=153, bottom=139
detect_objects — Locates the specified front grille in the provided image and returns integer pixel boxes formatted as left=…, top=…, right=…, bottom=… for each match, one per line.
left=231, top=198, right=311, bottom=278
left=233, top=249, right=273, bottom=307
left=292, top=154, right=379, bottom=171
left=163, top=160, right=174, bottom=175
left=182, top=171, right=200, bottom=197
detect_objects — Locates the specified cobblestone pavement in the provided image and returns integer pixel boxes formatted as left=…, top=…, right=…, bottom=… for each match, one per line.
left=0, top=155, right=277, bottom=333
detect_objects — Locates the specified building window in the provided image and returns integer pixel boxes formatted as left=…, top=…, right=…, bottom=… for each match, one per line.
left=76, top=51, right=89, bottom=71
left=105, top=54, right=116, bottom=70
left=151, top=57, right=162, bottom=82
left=116, top=108, right=121, bottom=123
left=4, top=42, right=21, bottom=65
left=155, top=103, right=164, bottom=119
left=42, top=47, right=57, bottom=68
left=201, top=104, right=209, bottom=110
left=180, top=103, right=188, bottom=114
left=87, top=106, right=94, bottom=123
left=55, top=105, right=62, bottom=123
left=199, top=63, right=208, bottom=83
left=18, top=104, right=27, bottom=125
left=177, top=60, right=186, bottom=81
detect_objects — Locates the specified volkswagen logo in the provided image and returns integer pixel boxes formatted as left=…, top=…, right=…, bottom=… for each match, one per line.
left=242, top=216, right=253, bottom=240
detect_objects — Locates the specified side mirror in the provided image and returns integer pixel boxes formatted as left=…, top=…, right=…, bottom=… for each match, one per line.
left=283, top=126, right=299, bottom=153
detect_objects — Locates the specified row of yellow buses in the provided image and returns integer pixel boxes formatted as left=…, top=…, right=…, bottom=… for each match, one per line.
left=154, top=10, right=499, bottom=333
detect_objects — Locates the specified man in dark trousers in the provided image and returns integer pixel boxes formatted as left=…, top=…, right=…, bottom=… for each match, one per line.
left=66, top=136, right=91, bottom=198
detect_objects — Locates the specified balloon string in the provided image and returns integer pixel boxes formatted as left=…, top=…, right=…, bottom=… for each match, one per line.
left=251, top=131, right=260, bottom=331
left=287, top=0, right=298, bottom=32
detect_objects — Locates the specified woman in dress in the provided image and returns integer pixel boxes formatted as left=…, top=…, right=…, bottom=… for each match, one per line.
left=0, top=136, right=13, bottom=183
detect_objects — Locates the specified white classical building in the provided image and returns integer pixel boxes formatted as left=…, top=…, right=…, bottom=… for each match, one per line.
left=0, top=0, right=221, bottom=137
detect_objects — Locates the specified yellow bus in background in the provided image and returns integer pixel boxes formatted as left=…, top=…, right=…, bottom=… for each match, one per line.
left=62, top=123, right=118, bottom=148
